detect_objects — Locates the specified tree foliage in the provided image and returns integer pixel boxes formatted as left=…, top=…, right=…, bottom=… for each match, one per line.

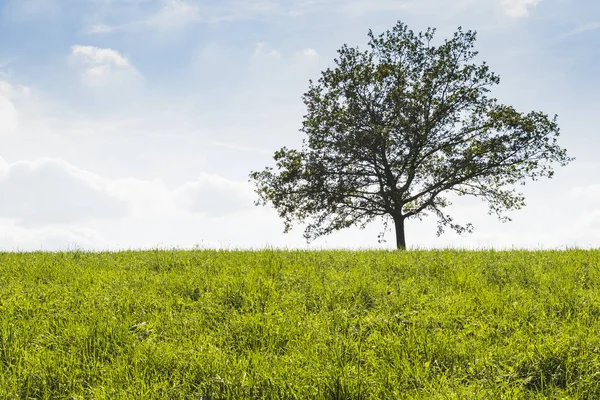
left=250, top=21, right=572, bottom=249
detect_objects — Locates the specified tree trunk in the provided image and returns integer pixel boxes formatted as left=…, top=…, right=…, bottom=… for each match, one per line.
left=393, top=215, right=406, bottom=250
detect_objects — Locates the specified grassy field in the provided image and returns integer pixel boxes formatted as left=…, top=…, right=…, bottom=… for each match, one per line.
left=1, top=249, right=599, bottom=399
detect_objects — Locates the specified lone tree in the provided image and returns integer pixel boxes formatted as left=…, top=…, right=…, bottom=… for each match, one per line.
left=250, top=21, right=572, bottom=249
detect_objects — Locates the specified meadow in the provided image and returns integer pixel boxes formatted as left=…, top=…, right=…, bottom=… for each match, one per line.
left=1, top=249, right=599, bottom=399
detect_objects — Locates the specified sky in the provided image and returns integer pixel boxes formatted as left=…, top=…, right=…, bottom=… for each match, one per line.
left=0, top=0, right=598, bottom=251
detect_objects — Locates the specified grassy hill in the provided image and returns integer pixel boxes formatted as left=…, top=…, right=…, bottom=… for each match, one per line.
left=1, top=249, right=599, bottom=399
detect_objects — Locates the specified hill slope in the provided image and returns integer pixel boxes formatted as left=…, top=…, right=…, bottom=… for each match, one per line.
left=1, top=249, right=599, bottom=399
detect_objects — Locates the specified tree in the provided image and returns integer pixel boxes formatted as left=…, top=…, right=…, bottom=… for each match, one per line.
left=249, top=21, right=573, bottom=249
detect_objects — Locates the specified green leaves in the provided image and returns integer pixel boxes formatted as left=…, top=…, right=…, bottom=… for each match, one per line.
left=250, top=20, right=572, bottom=248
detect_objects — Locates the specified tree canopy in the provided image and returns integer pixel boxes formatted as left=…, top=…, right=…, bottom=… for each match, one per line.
left=250, top=21, right=573, bottom=249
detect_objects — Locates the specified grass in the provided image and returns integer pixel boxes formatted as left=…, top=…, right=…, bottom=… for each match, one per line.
left=0, top=249, right=599, bottom=399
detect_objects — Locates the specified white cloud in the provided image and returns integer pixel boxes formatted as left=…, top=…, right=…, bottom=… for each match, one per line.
left=70, top=45, right=139, bottom=87
left=576, top=209, right=600, bottom=230
left=396, top=191, right=600, bottom=250
left=0, top=80, right=31, bottom=98
left=0, top=80, right=30, bottom=136
left=201, top=0, right=413, bottom=21
left=2, top=0, right=596, bottom=252
left=0, top=156, right=257, bottom=226
left=0, top=95, right=18, bottom=136
left=82, top=0, right=541, bottom=40
left=85, top=0, right=413, bottom=34
left=110, top=178, right=178, bottom=217
left=87, top=0, right=200, bottom=35
left=0, top=155, right=597, bottom=251
left=210, top=140, right=271, bottom=155
left=0, top=223, right=111, bottom=251
left=3, top=0, right=59, bottom=19
left=71, top=46, right=131, bottom=68
left=564, top=22, right=600, bottom=37
left=174, top=172, right=255, bottom=216
left=253, top=42, right=281, bottom=59
left=86, top=24, right=116, bottom=35
left=299, top=48, right=318, bottom=58
left=500, top=0, right=543, bottom=18
left=0, top=157, right=129, bottom=225
left=571, top=184, right=600, bottom=202
left=339, top=0, right=413, bottom=17
left=145, top=0, right=200, bottom=30
left=0, top=155, right=269, bottom=250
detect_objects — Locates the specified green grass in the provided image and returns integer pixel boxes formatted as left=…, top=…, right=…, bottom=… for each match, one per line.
left=1, top=249, right=600, bottom=399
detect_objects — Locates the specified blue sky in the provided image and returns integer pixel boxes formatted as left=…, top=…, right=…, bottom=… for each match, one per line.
left=0, top=0, right=598, bottom=250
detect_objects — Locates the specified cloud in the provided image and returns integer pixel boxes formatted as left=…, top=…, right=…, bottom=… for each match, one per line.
left=87, top=0, right=200, bottom=35
left=0, top=155, right=256, bottom=226
left=218, top=0, right=412, bottom=20
left=210, top=140, right=271, bottom=155
left=0, top=156, right=596, bottom=251
left=70, top=45, right=140, bottom=87
left=0, top=223, right=111, bottom=251
left=71, top=46, right=131, bottom=68
left=500, top=0, right=543, bottom=18
left=571, top=184, right=600, bottom=203
left=145, top=0, right=200, bottom=30
left=299, top=48, right=318, bottom=58
left=0, top=80, right=30, bottom=136
left=2, top=0, right=59, bottom=19
left=0, top=94, right=18, bottom=136
left=253, top=42, right=281, bottom=59
left=86, top=0, right=413, bottom=31
left=564, top=22, right=600, bottom=37
left=339, top=0, right=413, bottom=17
left=86, top=24, right=117, bottom=35
left=0, top=80, right=31, bottom=98
left=576, top=209, right=600, bottom=231
left=399, top=193, right=600, bottom=250
left=174, top=172, right=255, bottom=216
left=0, top=157, right=129, bottom=225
